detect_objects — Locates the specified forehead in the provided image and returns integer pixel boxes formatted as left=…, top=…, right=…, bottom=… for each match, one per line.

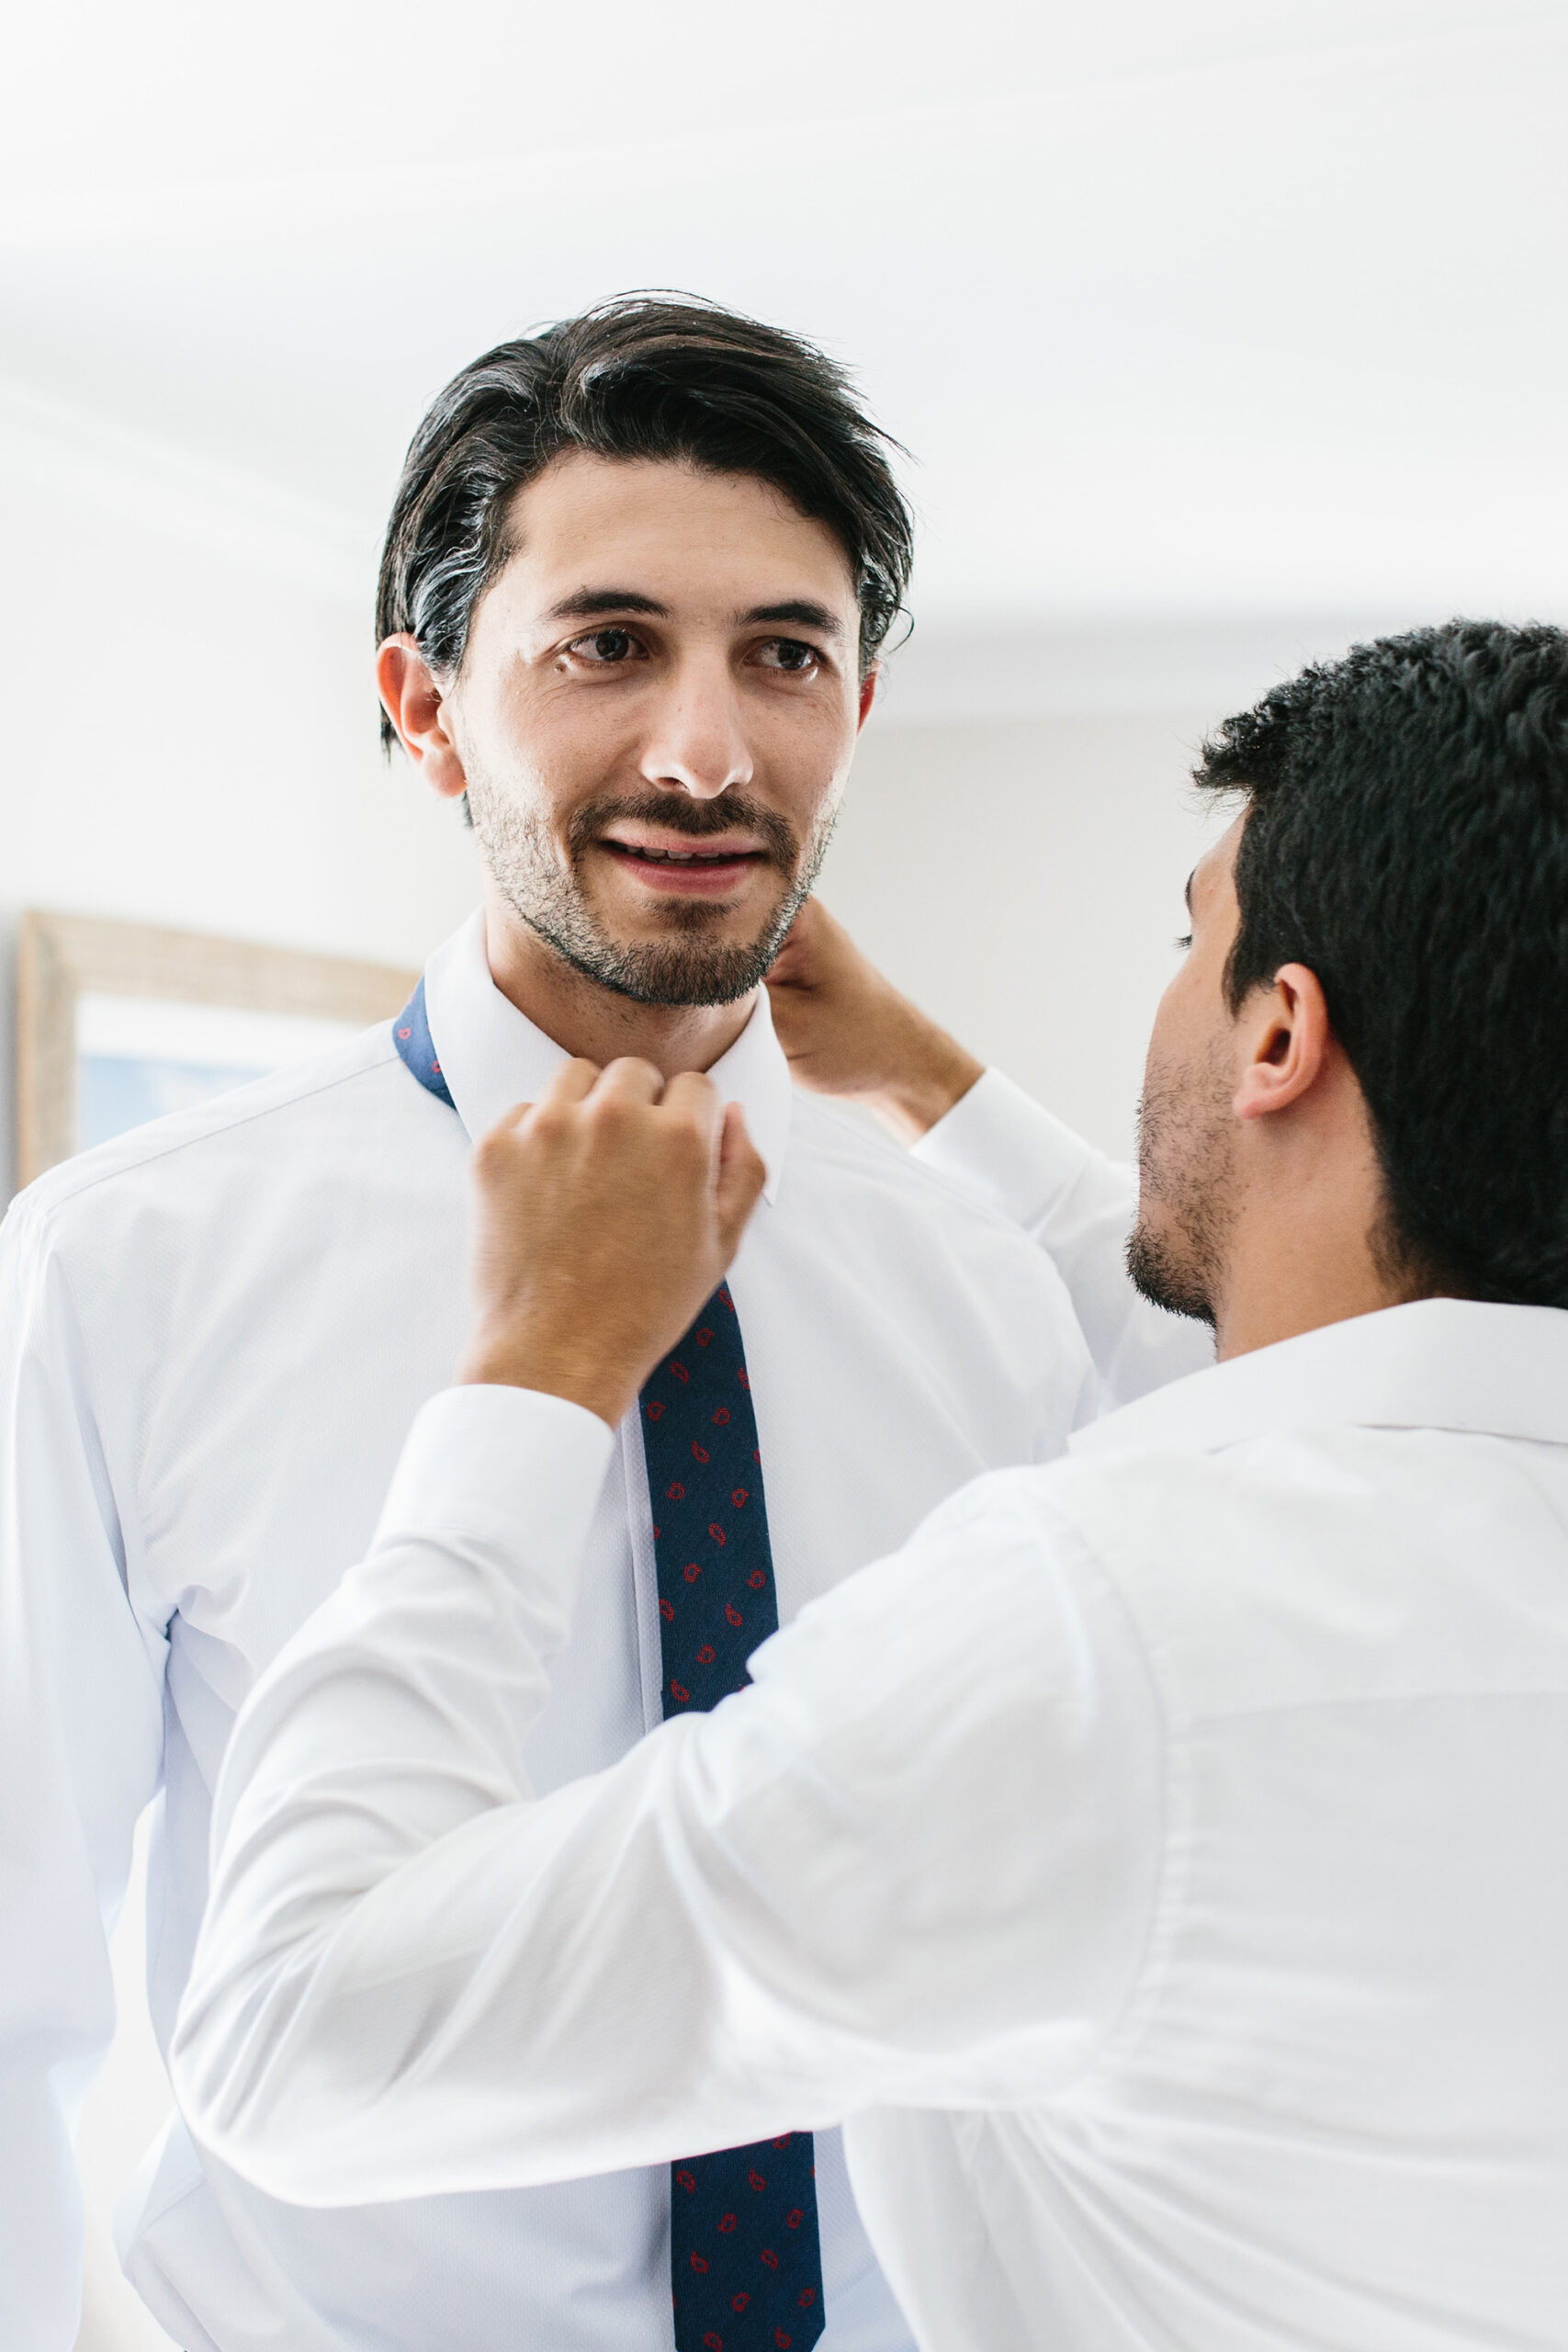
left=498, top=452, right=858, bottom=611
left=1191, top=812, right=1245, bottom=906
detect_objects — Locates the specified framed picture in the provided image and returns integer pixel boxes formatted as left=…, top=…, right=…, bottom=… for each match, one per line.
left=16, top=910, right=418, bottom=1188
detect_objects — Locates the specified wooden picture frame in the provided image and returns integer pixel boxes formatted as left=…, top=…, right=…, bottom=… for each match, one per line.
left=16, top=910, right=417, bottom=1188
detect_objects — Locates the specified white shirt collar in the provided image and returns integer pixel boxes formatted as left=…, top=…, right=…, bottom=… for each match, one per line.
left=421, top=909, right=792, bottom=1205
left=1071, top=1295, right=1568, bottom=1460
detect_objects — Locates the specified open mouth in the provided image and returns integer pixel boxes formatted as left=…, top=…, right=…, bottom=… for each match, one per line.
left=604, top=842, right=764, bottom=866
left=597, top=837, right=771, bottom=893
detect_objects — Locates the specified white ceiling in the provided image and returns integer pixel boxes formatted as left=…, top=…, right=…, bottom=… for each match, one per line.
left=4, top=0, right=1567, bottom=707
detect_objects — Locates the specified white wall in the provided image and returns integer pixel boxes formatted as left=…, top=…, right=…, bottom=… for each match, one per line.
left=0, top=422, right=481, bottom=1200
left=823, top=707, right=1231, bottom=1159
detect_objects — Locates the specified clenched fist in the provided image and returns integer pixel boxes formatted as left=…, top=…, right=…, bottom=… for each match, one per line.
left=457, top=1058, right=768, bottom=1430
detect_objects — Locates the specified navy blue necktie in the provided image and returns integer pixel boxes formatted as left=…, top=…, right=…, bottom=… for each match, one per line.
left=640, top=1296, right=826, bottom=2352
left=392, top=985, right=826, bottom=2352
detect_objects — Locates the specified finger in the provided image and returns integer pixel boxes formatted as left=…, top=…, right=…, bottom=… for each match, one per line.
left=660, top=1071, right=726, bottom=1188
left=800, top=895, right=854, bottom=957
left=486, top=1056, right=599, bottom=1140
left=591, top=1057, right=665, bottom=1107
left=715, top=1101, right=768, bottom=1257
left=660, top=1069, right=724, bottom=1141
left=539, top=1057, right=602, bottom=1107
left=484, top=1098, right=536, bottom=1138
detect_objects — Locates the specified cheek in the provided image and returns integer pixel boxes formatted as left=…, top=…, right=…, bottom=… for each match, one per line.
left=758, top=698, right=857, bottom=823
left=1150, top=936, right=1228, bottom=1057
left=486, top=698, right=611, bottom=836
left=495, top=665, right=621, bottom=774
left=1144, top=969, right=1191, bottom=1077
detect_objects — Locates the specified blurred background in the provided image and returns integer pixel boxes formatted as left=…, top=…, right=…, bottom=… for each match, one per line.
left=3, top=3, right=1565, bottom=2343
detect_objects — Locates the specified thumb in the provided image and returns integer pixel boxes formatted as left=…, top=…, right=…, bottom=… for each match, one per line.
left=715, top=1102, right=768, bottom=1260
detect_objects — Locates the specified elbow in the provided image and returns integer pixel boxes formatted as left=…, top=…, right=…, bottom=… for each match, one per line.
left=170, top=1943, right=355, bottom=2206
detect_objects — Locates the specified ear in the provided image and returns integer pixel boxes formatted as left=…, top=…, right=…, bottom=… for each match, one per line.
left=856, top=664, right=880, bottom=732
left=377, top=635, right=469, bottom=801
left=1233, top=963, right=1334, bottom=1123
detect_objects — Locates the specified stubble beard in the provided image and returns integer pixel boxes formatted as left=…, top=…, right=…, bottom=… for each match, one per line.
left=467, top=773, right=840, bottom=1008
left=1125, top=1043, right=1239, bottom=1328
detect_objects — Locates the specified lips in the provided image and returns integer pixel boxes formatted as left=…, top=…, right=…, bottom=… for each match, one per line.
left=598, top=835, right=768, bottom=891
left=602, top=840, right=765, bottom=866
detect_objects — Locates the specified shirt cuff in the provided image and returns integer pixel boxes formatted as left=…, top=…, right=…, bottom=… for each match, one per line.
left=912, top=1068, right=1097, bottom=1232
left=373, top=1385, right=616, bottom=1602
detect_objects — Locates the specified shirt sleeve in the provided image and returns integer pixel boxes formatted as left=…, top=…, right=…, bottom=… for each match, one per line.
left=172, top=1388, right=1163, bottom=2210
left=912, top=1069, right=1213, bottom=1406
left=0, top=1198, right=167, bottom=2352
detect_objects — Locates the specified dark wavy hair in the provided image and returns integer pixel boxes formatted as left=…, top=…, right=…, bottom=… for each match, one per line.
left=376, top=292, right=913, bottom=752
left=1193, top=620, right=1568, bottom=1307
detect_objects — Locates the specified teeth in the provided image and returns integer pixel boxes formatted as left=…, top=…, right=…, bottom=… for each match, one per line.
left=621, top=844, right=738, bottom=864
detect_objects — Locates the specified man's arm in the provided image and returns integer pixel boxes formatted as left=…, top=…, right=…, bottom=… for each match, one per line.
left=0, top=1200, right=166, bottom=2351
left=766, top=900, right=1212, bottom=1404
left=172, top=1059, right=1159, bottom=2209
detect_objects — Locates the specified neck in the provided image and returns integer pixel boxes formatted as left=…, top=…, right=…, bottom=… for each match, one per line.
left=1214, top=1229, right=1410, bottom=1362
left=1211, top=1125, right=1425, bottom=1363
left=483, top=897, right=755, bottom=1078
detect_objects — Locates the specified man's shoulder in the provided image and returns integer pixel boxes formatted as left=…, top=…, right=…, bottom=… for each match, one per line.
left=972, top=1419, right=1568, bottom=1718
left=11, top=1023, right=449, bottom=1261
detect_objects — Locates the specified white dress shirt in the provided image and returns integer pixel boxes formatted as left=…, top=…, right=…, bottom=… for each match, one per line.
left=0, top=909, right=1199, bottom=2352
left=175, top=1297, right=1568, bottom=2352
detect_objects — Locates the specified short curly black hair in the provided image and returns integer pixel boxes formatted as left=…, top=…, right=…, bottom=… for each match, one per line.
left=376, top=292, right=913, bottom=752
left=1193, top=619, right=1568, bottom=1307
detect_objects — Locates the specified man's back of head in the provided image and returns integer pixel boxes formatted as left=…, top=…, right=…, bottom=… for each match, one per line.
left=1132, top=620, right=1568, bottom=1356
left=1201, top=620, right=1568, bottom=1306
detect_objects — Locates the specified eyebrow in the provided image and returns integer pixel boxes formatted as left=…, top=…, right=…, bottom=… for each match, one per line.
left=547, top=589, right=670, bottom=621
left=1184, top=870, right=1195, bottom=915
left=545, top=589, right=843, bottom=637
left=741, top=600, right=843, bottom=638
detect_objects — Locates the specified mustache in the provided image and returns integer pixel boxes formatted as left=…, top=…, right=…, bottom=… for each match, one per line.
left=568, top=791, right=799, bottom=868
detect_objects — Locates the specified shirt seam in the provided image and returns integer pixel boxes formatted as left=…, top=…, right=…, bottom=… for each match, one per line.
left=20, top=1033, right=406, bottom=1221
left=1005, top=1497, right=1183, bottom=2101
left=28, top=1206, right=168, bottom=1676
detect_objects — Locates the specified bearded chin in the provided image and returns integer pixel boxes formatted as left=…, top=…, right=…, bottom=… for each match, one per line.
left=1125, top=1216, right=1218, bottom=1328
left=525, top=886, right=811, bottom=1008
left=468, top=768, right=838, bottom=1008
left=1126, top=1047, right=1237, bottom=1328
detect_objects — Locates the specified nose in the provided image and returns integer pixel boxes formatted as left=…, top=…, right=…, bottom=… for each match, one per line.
left=637, top=651, right=753, bottom=800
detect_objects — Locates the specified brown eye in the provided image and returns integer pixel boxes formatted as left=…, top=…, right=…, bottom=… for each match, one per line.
left=756, top=638, right=820, bottom=673
left=568, top=627, right=646, bottom=664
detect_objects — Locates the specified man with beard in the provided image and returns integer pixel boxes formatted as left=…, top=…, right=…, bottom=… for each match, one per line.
left=0, top=298, right=1201, bottom=2352
left=176, top=623, right=1568, bottom=2351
